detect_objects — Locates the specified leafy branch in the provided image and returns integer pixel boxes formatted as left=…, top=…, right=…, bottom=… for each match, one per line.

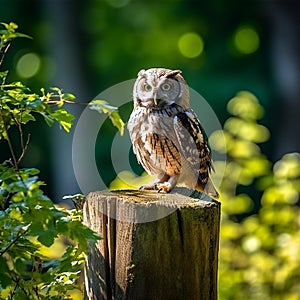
left=0, top=22, right=119, bottom=299
left=207, top=91, right=300, bottom=299
left=0, top=22, right=31, bottom=68
left=0, top=223, right=30, bottom=257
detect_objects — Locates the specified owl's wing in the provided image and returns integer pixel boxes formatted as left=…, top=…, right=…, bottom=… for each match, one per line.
left=173, top=110, right=214, bottom=187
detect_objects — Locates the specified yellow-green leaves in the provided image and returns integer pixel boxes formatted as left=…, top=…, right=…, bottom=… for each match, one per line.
left=89, top=99, right=125, bottom=135
left=224, top=117, right=270, bottom=143
left=274, top=153, right=300, bottom=181
left=0, top=22, right=100, bottom=298
left=0, top=22, right=31, bottom=45
left=218, top=91, right=300, bottom=299
left=1, top=84, right=76, bottom=138
left=227, top=91, right=264, bottom=120
left=51, top=109, right=75, bottom=133
left=0, top=162, right=100, bottom=297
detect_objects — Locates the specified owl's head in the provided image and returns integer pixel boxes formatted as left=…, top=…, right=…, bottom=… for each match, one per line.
left=133, top=68, right=190, bottom=109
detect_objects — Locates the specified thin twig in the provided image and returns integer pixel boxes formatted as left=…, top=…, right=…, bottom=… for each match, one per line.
left=2, top=191, right=12, bottom=210
left=0, top=225, right=30, bottom=256
left=17, top=119, right=24, bottom=149
left=47, top=100, right=89, bottom=106
left=17, top=133, right=31, bottom=165
left=0, top=42, right=11, bottom=68
left=11, top=275, right=31, bottom=299
left=9, top=276, right=19, bottom=299
left=0, top=109, right=18, bottom=170
left=14, top=113, right=31, bottom=165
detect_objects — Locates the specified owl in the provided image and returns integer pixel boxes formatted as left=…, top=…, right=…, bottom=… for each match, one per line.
left=127, top=68, right=219, bottom=199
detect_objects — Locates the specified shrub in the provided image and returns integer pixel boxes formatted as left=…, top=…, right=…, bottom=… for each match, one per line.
left=212, top=91, right=300, bottom=299
left=0, top=22, right=100, bottom=299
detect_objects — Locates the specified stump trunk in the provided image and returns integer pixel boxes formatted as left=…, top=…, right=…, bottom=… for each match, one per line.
left=83, top=189, right=221, bottom=300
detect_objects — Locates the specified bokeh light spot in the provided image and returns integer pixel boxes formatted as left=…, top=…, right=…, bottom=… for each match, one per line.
left=243, top=236, right=261, bottom=253
left=234, top=26, right=260, bottom=54
left=16, top=53, right=41, bottom=78
left=178, top=32, right=204, bottom=58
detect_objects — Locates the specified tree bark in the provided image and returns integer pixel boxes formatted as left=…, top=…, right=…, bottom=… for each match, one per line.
left=83, top=188, right=221, bottom=300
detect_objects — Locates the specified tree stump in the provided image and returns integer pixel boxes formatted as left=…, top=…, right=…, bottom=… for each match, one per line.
left=83, top=188, right=221, bottom=300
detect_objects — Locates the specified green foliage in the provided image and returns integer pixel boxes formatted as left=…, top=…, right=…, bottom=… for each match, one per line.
left=0, top=22, right=100, bottom=299
left=210, top=91, right=300, bottom=299
left=89, top=99, right=124, bottom=136
left=0, top=22, right=31, bottom=42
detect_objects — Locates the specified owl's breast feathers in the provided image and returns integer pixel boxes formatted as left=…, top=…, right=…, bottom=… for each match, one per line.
left=128, top=104, right=215, bottom=189
left=127, top=104, right=182, bottom=176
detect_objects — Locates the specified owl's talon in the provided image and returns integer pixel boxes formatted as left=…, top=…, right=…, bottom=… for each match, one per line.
left=156, top=182, right=172, bottom=193
left=157, top=187, right=163, bottom=193
left=154, top=184, right=166, bottom=193
left=139, top=182, right=171, bottom=193
left=139, top=184, right=156, bottom=191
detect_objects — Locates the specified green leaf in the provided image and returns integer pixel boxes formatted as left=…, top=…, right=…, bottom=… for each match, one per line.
left=0, top=22, right=31, bottom=42
left=15, top=258, right=26, bottom=273
left=0, top=70, right=8, bottom=80
left=89, top=99, right=118, bottom=114
left=50, top=87, right=61, bottom=92
left=110, top=111, right=125, bottom=136
left=5, top=32, right=32, bottom=40
left=41, top=112, right=55, bottom=127
left=51, top=109, right=75, bottom=133
left=20, top=111, right=35, bottom=124
left=62, top=93, right=76, bottom=101
left=38, top=230, right=55, bottom=247
left=22, top=168, right=40, bottom=176
left=0, top=272, right=11, bottom=289
left=0, top=167, right=17, bottom=181
left=89, top=100, right=125, bottom=135
left=1, top=22, right=18, bottom=31
left=23, top=97, right=43, bottom=110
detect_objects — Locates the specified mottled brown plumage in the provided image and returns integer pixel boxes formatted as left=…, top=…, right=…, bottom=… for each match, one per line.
left=127, top=68, right=219, bottom=198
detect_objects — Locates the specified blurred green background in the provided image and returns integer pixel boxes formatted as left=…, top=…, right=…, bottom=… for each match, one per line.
left=1, top=0, right=299, bottom=200
left=1, top=1, right=300, bottom=299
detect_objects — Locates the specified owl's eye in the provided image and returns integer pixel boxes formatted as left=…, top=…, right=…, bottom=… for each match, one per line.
left=144, top=84, right=152, bottom=92
left=161, top=83, right=171, bottom=91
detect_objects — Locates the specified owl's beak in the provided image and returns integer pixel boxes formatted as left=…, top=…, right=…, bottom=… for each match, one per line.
left=153, top=92, right=158, bottom=106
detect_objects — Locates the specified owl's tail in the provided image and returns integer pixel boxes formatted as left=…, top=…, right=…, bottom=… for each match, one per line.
left=194, top=177, right=219, bottom=199
left=204, top=178, right=219, bottom=199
